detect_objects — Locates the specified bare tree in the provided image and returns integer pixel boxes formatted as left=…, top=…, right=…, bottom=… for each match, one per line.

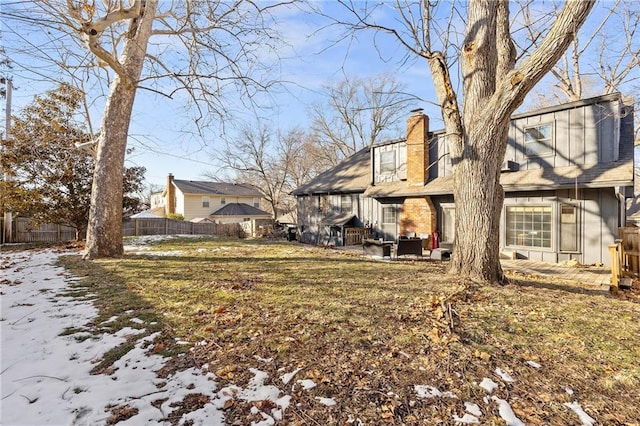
left=215, top=125, right=305, bottom=219
left=2, top=0, right=289, bottom=258
left=334, top=0, right=594, bottom=283
left=518, top=0, right=639, bottom=135
left=310, top=73, right=413, bottom=165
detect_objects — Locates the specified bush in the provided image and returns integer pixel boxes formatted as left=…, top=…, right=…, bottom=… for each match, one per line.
left=217, top=223, right=245, bottom=238
left=166, top=213, right=184, bottom=221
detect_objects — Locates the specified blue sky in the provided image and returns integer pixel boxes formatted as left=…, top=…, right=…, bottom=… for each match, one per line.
left=120, top=2, right=438, bottom=188
left=2, top=1, right=636, bottom=189
left=1, top=1, right=439, bottom=188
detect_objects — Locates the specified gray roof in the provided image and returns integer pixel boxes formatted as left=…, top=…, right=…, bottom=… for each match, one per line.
left=173, top=180, right=262, bottom=197
left=211, top=203, right=271, bottom=217
left=292, top=147, right=371, bottom=195
left=364, top=159, right=634, bottom=197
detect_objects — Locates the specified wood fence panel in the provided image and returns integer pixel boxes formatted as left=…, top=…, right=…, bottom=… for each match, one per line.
left=344, top=227, right=372, bottom=246
left=12, top=218, right=76, bottom=243
left=618, top=227, right=640, bottom=276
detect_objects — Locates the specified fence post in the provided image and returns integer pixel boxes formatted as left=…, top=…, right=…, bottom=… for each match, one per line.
left=609, top=243, right=620, bottom=293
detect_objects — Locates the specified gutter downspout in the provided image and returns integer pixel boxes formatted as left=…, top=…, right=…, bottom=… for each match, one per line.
left=616, top=186, right=626, bottom=227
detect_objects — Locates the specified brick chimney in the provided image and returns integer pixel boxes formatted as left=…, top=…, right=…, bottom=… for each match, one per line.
left=166, top=173, right=175, bottom=215
left=406, top=110, right=429, bottom=185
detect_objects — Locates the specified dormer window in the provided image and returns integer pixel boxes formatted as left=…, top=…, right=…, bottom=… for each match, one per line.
left=380, top=151, right=396, bottom=173
left=524, top=123, right=553, bottom=156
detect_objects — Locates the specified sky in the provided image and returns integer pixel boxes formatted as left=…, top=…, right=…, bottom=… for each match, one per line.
left=0, top=240, right=598, bottom=425
left=1, top=1, right=637, bottom=190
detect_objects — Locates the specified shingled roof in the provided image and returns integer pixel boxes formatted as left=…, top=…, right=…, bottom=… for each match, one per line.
left=172, top=180, right=262, bottom=197
left=292, top=147, right=371, bottom=195
left=211, top=203, right=271, bottom=217
left=364, top=159, right=634, bottom=197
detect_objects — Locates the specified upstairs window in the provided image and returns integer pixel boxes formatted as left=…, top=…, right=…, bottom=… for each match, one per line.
left=221, top=197, right=226, bottom=205
left=341, top=195, right=353, bottom=213
left=202, top=196, right=210, bottom=208
left=524, top=123, right=553, bottom=156
left=380, top=151, right=396, bottom=173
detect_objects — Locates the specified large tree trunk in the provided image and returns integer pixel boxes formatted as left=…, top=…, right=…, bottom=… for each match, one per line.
left=83, top=1, right=156, bottom=259
left=443, top=0, right=594, bottom=283
left=83, top=80, right=137, bottom=258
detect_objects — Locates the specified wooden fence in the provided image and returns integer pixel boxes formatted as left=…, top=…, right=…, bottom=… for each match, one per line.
left=1, top=216, right=276, bottom=244
left=1, top=217, right=77, bottom=243
left=617, top=227, right=640, bottom=276
left=123, top=218, right=214, bottom=237
left=344, top=227, right=372, bottom=246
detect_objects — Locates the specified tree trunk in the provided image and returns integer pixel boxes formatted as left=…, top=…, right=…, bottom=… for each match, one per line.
left=83, top=80, right=136, bottom=258
left=83, top=1, right=156, bottom=259
left=445, top=0, right=594, bottom=284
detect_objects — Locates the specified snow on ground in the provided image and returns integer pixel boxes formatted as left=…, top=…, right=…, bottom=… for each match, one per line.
left=1, top=246, right=599, bottom=425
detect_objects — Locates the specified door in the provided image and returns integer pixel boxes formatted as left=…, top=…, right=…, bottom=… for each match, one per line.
left=560, top=204, right=579, bottom=252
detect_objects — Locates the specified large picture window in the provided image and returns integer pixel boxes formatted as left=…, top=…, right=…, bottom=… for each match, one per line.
left=505, top=206, right=552, bottom=248
left=524, top=123, right=553, bottom=156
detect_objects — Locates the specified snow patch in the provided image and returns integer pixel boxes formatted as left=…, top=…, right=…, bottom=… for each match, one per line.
left=316, top=397, right=337, bottom=406
left=494, top=367, right=516, bottom=383
left=479, top=378, right=499, bottom=393
left=564, top=401, right=596, bottom=426
left=491, top=396, right=525, bottom=426
left=526, top=360, right=542, bottom=368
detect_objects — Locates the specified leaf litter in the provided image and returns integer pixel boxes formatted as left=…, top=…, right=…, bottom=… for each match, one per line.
left=2, top=237, right=640, bottom=425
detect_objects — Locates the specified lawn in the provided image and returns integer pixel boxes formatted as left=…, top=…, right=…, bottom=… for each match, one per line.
left=60, top=236, right=640, bottom=425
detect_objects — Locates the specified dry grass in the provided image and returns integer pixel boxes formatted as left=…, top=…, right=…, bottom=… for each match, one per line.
left=60, top=237, right=640, bottom=425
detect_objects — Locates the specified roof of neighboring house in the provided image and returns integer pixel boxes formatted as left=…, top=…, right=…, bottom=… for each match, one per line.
left=364, top=159, right=634, bottom=197
left=172, top=180, right=262, bottom=197
left=130, top=210, right=163, bottom=218
left=211, top=203, right=272, bottom=217
left=291, top=147, right=371, bottom=195
left=190, top=217, right=215, bottom=223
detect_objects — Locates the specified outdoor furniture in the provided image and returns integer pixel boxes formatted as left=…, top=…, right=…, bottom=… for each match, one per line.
left=431, top=248, right=451, bottom=260
left=395, top=238, right=423, bottom=259
left=363, top=239, right=392, bottom=257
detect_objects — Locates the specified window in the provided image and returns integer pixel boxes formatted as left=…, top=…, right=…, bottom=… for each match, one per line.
left=221, top=197, right=226, bottom=205
left=524, top=123, right=553, bottom=156
left=341, top=195, right=353, bottom=213
left=505, top=206, right=552, bottom=248
left=380, top=151, right=396, bottom=173
left=441, top=206, right=456, bottom=243
left=382, top=206, right=396, bottom=224
left=202, top=196, right=210, bottom=208
left=254, top=201, right=260, bottom=208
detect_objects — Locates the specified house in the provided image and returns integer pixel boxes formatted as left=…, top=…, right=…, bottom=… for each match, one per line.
left=151, top=174, right=272, bottom=223
left=293, top=93, right=635, bottom=266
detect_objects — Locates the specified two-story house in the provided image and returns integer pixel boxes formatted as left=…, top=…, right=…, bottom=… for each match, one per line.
left=151, top=174, right=272, bottom=223
left=293, top=93, right=635, bottom=265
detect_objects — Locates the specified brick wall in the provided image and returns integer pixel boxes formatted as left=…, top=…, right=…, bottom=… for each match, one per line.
left=399, top=196, right=437, bottom=248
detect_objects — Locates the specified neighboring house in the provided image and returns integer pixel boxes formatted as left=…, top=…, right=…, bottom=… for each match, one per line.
left=293, top=93, right=635, bottom=265
left=151, top=174, right=271, bottom=222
